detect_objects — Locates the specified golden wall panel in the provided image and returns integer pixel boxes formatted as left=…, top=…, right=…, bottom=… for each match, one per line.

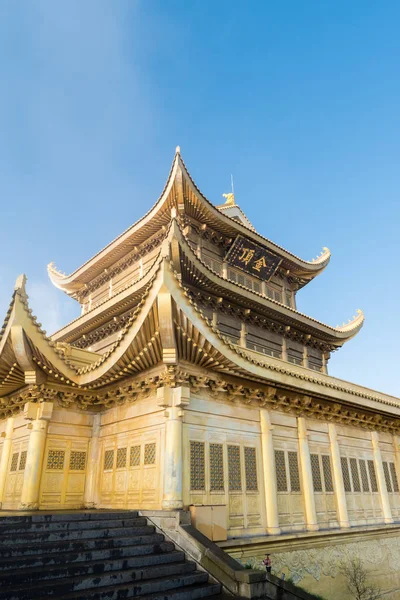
left=39, top=437, right=89, bottom=509
left=98, top=425, right=162, bottom=509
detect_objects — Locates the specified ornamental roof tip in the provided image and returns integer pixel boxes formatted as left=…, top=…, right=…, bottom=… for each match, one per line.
left=310, top=247, right=331, bottom=264
left=336, top=309, right=365, bottom=332
left=14, top=274, right=27, bottom=294
left=47, top=262, right=67, bottom=279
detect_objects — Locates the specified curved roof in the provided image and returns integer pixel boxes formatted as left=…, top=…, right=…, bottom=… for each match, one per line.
left=48, top=148, right=331, bottom=297
left=174, top=218, right=363, bottom=344
left=0, top=258, right=396, bottom=423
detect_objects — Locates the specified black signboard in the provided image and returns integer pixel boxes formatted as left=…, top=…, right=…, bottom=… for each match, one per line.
left=224, top=235, right=282, bottom=282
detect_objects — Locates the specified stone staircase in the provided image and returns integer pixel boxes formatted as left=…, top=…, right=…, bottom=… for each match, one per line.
left=0, top=511, right=222, bottom=600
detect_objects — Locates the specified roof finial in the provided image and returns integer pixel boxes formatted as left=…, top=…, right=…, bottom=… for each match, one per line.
left=222, top=174, right=236, bottom=205
left=175, top=145, right=181, bottom=154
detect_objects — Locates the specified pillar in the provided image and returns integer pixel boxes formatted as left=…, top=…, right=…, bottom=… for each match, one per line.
left=84, top=414, right=101, bottom=508
left=302, top=347, right=309, bottom=369
left=158, top=386, right=189, bottom=510
left=297, top=417, right=319, bottom=531
left=240, top=322, right=247, bottom=348
left=222, top=261, right=228, bottom=279
left=328, top=423, right=350, bottom=528
left=0, top=417, right=14, bottom=508
left=260, top=409, right=280, bottom=534
left=393, top=435, right=400, bottom=491
left=322, top=352, right=329, bottom=375
left=20, top=402, right=53, bottom=510
left=371, top=431, right=393, bottom=524
left=282, top=337, right=288, bottom=361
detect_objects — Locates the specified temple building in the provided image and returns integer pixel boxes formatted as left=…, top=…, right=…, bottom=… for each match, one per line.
left=1, top=148, right=400, bottom=595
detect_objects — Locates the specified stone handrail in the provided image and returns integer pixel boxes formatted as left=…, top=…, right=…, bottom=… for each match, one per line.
left=140, top=510, right=321, bottom=600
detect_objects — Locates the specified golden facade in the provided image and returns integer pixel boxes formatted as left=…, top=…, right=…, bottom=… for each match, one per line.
left=0, top=148, right=399, bottom=596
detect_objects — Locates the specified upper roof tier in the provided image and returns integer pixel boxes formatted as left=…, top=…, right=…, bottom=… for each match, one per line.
left=48, top=148, right=331, bottom=298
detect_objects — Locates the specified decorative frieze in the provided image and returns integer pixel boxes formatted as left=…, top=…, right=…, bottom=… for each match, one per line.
left=72, top=307, right=137, bottom=350
left=188, top=289, right=333, bottom=353
left=76, top=230, right=166, bottom=302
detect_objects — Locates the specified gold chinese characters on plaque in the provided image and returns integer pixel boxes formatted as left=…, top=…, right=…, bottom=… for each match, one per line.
left=224, top=235, right=282, bottom=281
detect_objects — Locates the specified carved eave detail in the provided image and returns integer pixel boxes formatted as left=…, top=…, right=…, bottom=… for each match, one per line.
left=3, top=368, right=400, bottom=438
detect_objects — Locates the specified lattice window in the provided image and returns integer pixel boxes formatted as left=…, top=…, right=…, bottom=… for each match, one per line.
left=359, top=460, right=369, bottom=493
left=341, top=457, right=351, bottom=492
left=104, top=449, right=114, bottom=470
left=227, top=445, right=242, bottom=491
left=288, top=451, right=300, bottom=492
left=130, top=445, right=141, bottom=467
left=275, top=450, right=287, bottom=492
left=368, top=460, right=378, bottom=492
left=144, top=443, right=156, bottom=465
left=116, top=447, right=127, bottom=469
left=190, top=441, right=205, bottom=491
left=210, top=443, right=224, bottom=491
left=310, top=454, right=323, bottom=492
left=390, top=462, right=399, bottom=492
left=349, top=458, right=361, bottom=492
left=244, top=447, right=258, bottom=491
left=19, top=450, right=27, bottom=471
left=322, top=455, right=334, bottom=492
left=383, top=461, right=392, bottom=492
left=69, top=451, right=86, bottom=471
left=10, top=452, right=19, bottom=472
left=47, top=450, right=65, bottom=470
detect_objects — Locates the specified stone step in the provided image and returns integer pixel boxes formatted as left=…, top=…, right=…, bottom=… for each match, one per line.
left=0, top=565, right=206, bottom=600
left=0, top=516, right=147, bottom=533
left=0, top=511, right=136, bottom=525
left=0, top=524, right=155, bottom=545
left=0, top=541, right=175, bottom=572
left=58, top=581, right=222, bottom=600
left=0, top=550, right=186, bottom=587
left=0, top=532, right=165, bottom=558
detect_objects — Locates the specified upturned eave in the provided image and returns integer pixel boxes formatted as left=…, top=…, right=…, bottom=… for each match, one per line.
left=47, top=149, right=331, bottom=299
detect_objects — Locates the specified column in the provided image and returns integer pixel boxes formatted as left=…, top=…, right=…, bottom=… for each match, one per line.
left=322, top=352, right=329, bottom=375
left=84, top=414, right=101, bottom=508
left=240, top=322, right=247, bottom=348
left=222, top=261, right=228, bottom=279
left=328, top=423, right=350, bottom=528
left=0, top=417, right=14, bottom=508
left=302, top=347, right=309, bottom=368
left=261, top=281, right=267, bottom=298
left=158, top=386, right=189, bottom=510
left=20, top=402, right=53, bottom=510
left=282, top=337, right=288, bottom=361
left=393, top=435, right=400, bottom=492
left=371, top=431, right=393, bottom=524
left=260, top=409, right=280, bottom=534
left=297, top=417, right=319, bottom=531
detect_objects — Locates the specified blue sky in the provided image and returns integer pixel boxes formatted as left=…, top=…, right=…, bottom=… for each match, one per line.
left=1, top=1, right=399, bottom=395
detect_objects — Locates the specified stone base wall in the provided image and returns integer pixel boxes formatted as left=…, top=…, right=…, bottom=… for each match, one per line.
left=223, top=526, right=400, bottom=599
